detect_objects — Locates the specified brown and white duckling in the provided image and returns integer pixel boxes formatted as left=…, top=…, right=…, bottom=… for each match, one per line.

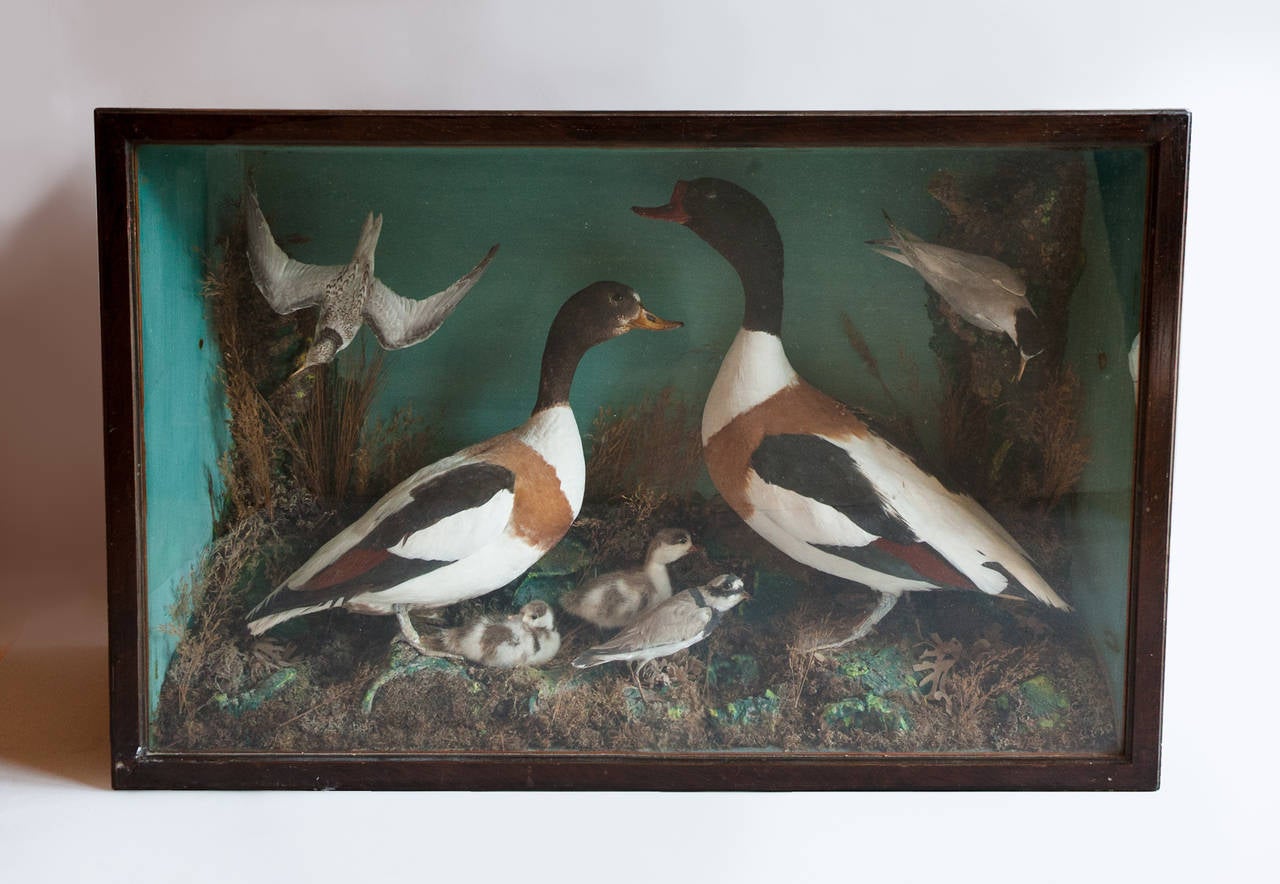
left=430, top=601, right=560, bottom=668
left=571, top=574, right=748, bottom=673
left=246, top=281, right=681, bottom=650
left=244, top=184, right=498, bottom=376
left=634, top=179, right=1069, bottom=652
left=560, top=528, right=696, bottom=629
left=868, top=212, right=1046, bottom=381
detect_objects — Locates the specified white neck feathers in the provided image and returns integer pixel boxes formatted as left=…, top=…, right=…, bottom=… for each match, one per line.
left=702, top=329, right=797, bottom=441
left=518, top=405, right=586, bottom=514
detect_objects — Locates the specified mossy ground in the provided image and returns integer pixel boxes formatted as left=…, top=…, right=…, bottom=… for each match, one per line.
left=152, top=492, right=1116, bottom=755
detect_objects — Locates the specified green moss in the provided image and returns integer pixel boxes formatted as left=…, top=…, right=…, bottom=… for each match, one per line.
left=513, top=574, right=577, bottom=607
left=707, top=653, right=761, bottom=691
left=361, top=655, right=473, bottom=715
left=710, top=689, right=780, bottom=726
left=836, top=645, right=919, bottom=696
left=1019, top=675, right=1069, bottom=729
left=530, top=535, right=591, bottom=577
left=213, top=667, right=298, bottom=716
left=742, top=569, right=804, bottom=624
left=821, top=692, right=912, bottom=733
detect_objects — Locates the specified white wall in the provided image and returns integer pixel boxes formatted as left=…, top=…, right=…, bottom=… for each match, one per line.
left=0, top=1, right=1273, bottom=881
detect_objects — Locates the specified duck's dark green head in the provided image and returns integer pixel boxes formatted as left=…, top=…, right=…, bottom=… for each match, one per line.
left=634, top=178, right=781, bottom=267
left=551, top=281, right=681, bottom=349
left=634, top=178, right=784, bottom=334
left=534, top=281, right=681, bottom=412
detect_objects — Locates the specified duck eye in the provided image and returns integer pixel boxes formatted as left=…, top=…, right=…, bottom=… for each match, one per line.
left=610, top=292, right=623, bottom=304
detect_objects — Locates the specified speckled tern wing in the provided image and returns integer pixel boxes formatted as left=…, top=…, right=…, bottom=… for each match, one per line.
left=249, top=460, right=516, bottom=622
left=244, top=187, right=344, bottom=314
left=363, top=244, right=499, bottom=349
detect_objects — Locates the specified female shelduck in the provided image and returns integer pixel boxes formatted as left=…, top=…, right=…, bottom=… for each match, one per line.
left=429, top=601, right=561, bottom=668
left=244, top=184, right=499, bottom=377
left=633, top=178, right=1070, bottom=651
left=560, top=528, right=696, bottom=629
left=867, top=212, right=1046, bottom=381
left=247, top=281, right=681, bottom=651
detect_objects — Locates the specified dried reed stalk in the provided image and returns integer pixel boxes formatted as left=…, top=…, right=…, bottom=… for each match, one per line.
left=282, top=353, right=385, bottom=505
left=585, top=387, right=702, bottom=502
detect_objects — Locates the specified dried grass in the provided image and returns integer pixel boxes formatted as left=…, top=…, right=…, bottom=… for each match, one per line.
left=1014, top=367, right=1091, bottom=512
left=161, top=512, right=271, bottom=737
left=353, top=405, right=436, bottom=500
left=280, top=353, right=384, bottom=506
left=202, top=242, right=279, bottom=521
left=585, top=387, right=702, bottom=503
left=946, top=640, right=1047, bottom=744
left=575, top=486, right=673, bottom=569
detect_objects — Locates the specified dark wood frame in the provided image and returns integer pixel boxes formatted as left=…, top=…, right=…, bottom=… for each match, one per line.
left=98, top=110, right=1187, bottom=790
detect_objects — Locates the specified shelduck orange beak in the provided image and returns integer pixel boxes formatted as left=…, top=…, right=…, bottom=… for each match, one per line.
left=628, top=306, right=682, bottom=331
left=632, top=180, right=691, bottom=224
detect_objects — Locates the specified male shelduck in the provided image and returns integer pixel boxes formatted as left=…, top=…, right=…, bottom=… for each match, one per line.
left=247, top=281, right=681, bottom=650
left=560, top=528, right=696, bottom=629
left=244, top=184, right=499, bottom=376
left=868, top=212, right=1046, bottom=381
left=634, top=178, right=1070, bottom=650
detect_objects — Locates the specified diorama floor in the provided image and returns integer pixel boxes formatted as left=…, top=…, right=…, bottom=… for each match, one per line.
left=152, top=494, right=1117, bottom=755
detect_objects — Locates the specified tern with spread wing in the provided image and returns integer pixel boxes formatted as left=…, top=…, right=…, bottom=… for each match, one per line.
left=244, top=185, right=498, bottom=376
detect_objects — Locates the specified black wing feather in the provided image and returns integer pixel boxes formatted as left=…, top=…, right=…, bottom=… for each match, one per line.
left=250, top=462, right=516, bottom=621
left=750, top=434, right=916, bottom=544
left=363, top=462, right=515, bottom=550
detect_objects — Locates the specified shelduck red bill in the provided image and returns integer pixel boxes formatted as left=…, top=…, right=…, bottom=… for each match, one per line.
left=631, top=180, right=691, bottom=224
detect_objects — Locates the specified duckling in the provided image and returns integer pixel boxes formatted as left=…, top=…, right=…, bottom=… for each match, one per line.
left=430, top=601, right=560, bottom=668
left=560, top=528, right=696, bottom=629
left=868, top=212, right=1046, bottom=381
left=634, top=179, right=1069, bottom=652
left=246, top=281, right=681, bottom=650
left=244, top=184, right=498, bottom=376
left=571, top=574, right=748, bottom=673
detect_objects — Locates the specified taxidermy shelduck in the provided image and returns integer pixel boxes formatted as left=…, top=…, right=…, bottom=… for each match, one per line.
left=868, top=212, right=1046, bottom=381
left=572, top=574, right=747, bottom=672
left=246, top=281, right=681, bottom=650
left=560, top=528, right=696, bottom=628
left=633, top=178, right=1070, bottom=650
left=244, top=184, right=499, bottom=376
left=428, top=601, right=561, bottom=668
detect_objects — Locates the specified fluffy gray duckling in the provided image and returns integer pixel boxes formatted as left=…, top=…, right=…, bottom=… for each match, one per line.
left=428, top=601, right=560, bottom=668
left=571, top=574, right=747, bottom=673
left=244, top=184, right=498, bottom=377
left=868, top=212, right=1046, bottom=380
left=560, top=528, right=696, bottom=629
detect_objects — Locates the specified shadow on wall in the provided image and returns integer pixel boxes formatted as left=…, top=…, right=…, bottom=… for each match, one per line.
left=0, top=169, right=105, bottom=562
left=0, top=644, right=110, bottom=788
left=0, top=169, right=106, bottom=641
left=0, top=169, right=111, bottom=788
